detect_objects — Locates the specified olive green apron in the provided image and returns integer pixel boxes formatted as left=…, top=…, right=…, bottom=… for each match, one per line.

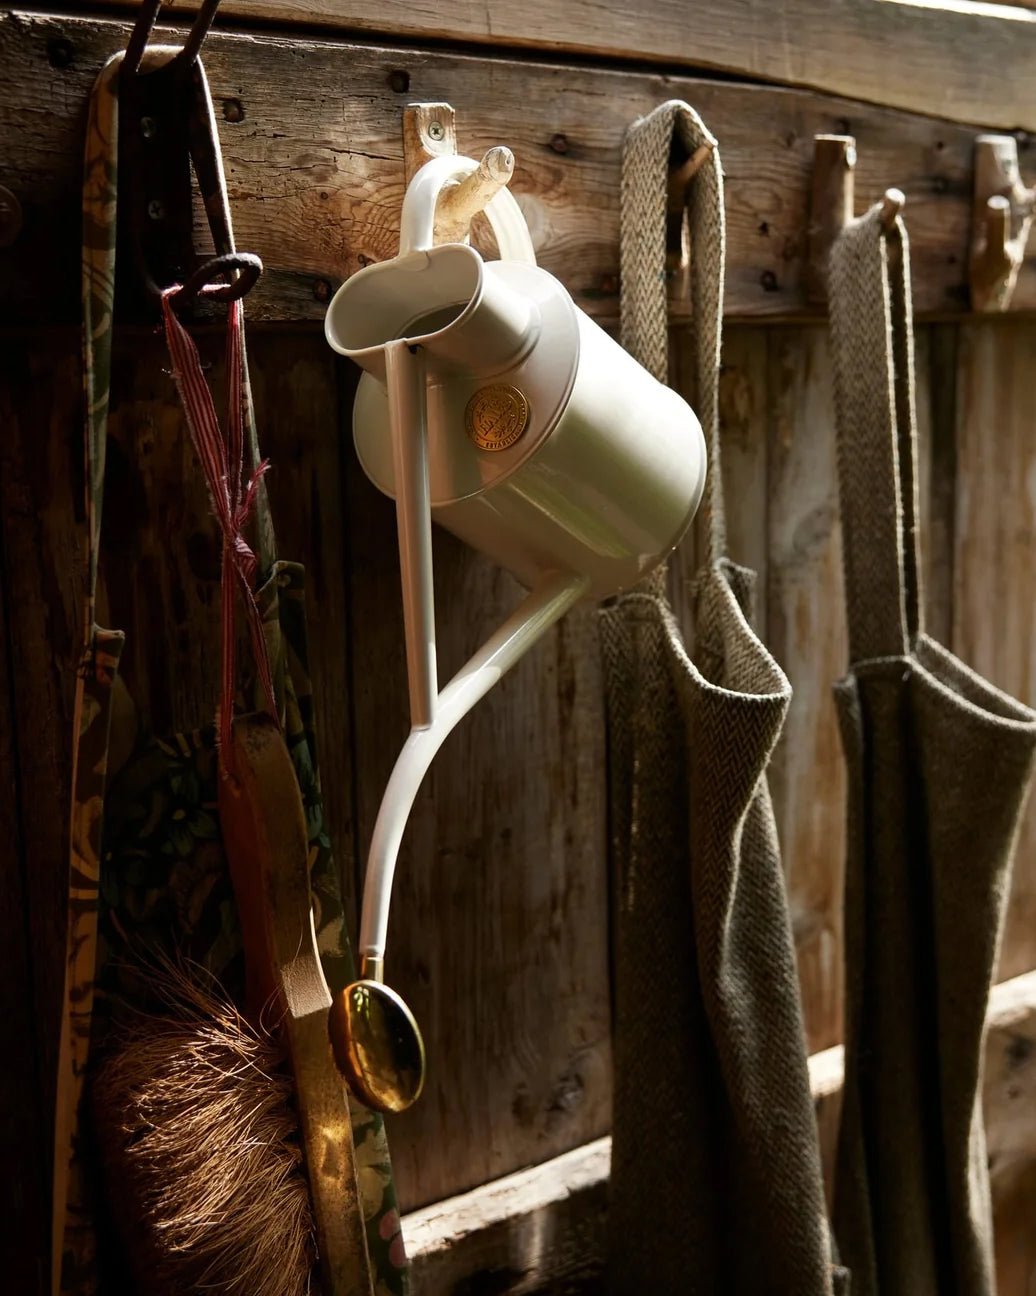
left=601, top=99, right=842, bottom=1294
left=828, top=204, right=1036, bottom=1296
left=52, top=51, right=406, bottom=1296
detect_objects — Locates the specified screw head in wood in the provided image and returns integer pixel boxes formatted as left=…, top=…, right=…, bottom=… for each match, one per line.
left=427, top=120, right=446, bottom=141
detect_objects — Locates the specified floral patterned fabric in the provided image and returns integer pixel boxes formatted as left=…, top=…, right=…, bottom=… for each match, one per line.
left=53, top=50, right=406, bottom=1296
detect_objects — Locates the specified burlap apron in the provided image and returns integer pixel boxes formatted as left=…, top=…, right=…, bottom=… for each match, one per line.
left=52, top=53, right=406, bottom=1296
left=828, top=206, right=1036, bottom=1296
left=601, top=100, right=840, bottom=1294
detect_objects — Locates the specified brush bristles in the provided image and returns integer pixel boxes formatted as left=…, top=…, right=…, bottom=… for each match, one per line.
left=91, top=964, right=316, bottom=1296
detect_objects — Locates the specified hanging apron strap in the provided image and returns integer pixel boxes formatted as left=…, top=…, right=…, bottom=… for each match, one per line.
left=55, top=50, right=278, bottom=1294
left=82, top=52, right=277, bottom=643
left=606, top=102, right=843, bottom=1295
left=621, top=101, right=726, bottom=565
left=828, top=205, right=922, bottom=663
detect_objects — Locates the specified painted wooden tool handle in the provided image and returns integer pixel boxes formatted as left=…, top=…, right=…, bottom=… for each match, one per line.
left=219, top=714, right=374, bottom=1296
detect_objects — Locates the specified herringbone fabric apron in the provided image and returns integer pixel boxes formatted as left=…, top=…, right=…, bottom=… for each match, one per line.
left=829, top=205, right=1036, bottom=1296
left=601, top=99, right=840, bottom=1295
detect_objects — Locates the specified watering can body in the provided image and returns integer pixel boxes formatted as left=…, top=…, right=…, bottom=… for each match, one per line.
left=326, top=168, right=706, bottom=601
left=322, top=154, right=707, bottom=1113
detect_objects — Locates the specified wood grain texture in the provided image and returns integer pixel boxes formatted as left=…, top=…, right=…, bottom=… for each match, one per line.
left=0, top=334, right=84, bottom=1216
left=97, top=0, right=1036, bottom=132
left=3, top=10, right=1035, bottom=328
left=951, top=320, right=1036, bottom=986
left=0, top=349, right=49, bottom=1296
left=344, top=424, right=611, bottom=1212
left=0, top=327, right=360, bottom=1291
left=765, top=327, right=849, bottom=1052
left=401, top=973, right=1036, bottom=1294
left=404, top=1137, right=608, bottom=1293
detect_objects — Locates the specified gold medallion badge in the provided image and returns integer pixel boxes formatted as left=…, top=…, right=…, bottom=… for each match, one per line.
left=465, top=384, right=530, bottom=452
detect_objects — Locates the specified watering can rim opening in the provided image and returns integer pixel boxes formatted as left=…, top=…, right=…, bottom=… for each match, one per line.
left=324, top=242, right=488, bottom=359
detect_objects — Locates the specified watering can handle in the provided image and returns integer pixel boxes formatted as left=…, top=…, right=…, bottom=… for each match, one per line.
left=399, top=154, right=538, bottom=264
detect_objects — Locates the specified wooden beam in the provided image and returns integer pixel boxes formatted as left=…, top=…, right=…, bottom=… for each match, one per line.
left=403, top=972, right=1036, bottom=1291
left=403, top=1138, right=608, bottom=1292
left=97, top=0, right=1036, bottom=134
left=3, top=11, right=1036, bottom=326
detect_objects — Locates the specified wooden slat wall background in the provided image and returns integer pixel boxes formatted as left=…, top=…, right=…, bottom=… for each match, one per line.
left=99, top=0, right=1036, bottom=132
left=4, top=5, right=1036, bottom=1291
left=3, top=314, right=1033, bottom=1230
left=7, top=12, right=1036, bottom=326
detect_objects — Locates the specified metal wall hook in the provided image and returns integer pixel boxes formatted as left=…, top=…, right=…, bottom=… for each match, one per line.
left=124, top=0, right=221, bottom=78
left=118, top=0, right=263, bottom=310
left=806, top=134, right=904, bottom=305
left=970, top=134, right=1036, bottom=312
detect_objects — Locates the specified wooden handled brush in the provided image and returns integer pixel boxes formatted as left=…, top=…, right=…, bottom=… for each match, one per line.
left=91, top=716, right=375, bottom=1296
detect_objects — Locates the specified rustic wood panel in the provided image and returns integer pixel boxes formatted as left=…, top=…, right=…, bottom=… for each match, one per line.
left=404, top=1137, right=608, bottom=1293
left=765, top=327, right=848, bottom=1052
left=0, top=360, right=49, bottom=1296
left=0, top=334, right=84, bottom=1225
left=4, top=10, right=1036, bottom=328
left=400, top=972, right=1036, bottom=1295
left=96, top=329, right=361, bottom=914
left=344, top=414, right=612, bottom=1211
left=952, top=319, right=1036, bottom=986
left=922, top=324, right=960, bottom=646
left=99, top=0, right=1036, bottom=133
left=0, top=327, right=360, bottom=1293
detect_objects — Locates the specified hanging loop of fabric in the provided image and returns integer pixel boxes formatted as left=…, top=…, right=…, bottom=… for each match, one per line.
left=160, top=288, right=279, bottom=772
left=604, top=99, right=838, bottom=1295
left=828, top=207, right=923, bottom=662
left=620, top=100, right=726, bottom=565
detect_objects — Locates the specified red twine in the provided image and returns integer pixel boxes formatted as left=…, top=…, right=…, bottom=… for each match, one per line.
left=160, top=290, right=279, bottom=773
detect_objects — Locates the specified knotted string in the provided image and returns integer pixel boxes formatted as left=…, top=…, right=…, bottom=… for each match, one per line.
left=160, top=290, right=279, bottom=773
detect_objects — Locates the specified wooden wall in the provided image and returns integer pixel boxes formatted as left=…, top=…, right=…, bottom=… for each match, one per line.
left=4, top=312, right=1035, bottom=1244
left=3, top=4, right=1036, bottom=1293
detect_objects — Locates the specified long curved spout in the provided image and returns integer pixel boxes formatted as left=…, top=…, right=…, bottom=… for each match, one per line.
left=358, top=570, right=588, bottom=967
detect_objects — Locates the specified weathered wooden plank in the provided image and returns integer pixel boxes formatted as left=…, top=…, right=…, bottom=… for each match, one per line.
left=923, top=324, right=959, bottom=646
left=344, top=428, right=611, bottom=1211
left=402, top=972, right=1036, bottom=1295
left=99, top=0, right=1036, bottom=133
left=0, top=333, right=84, bottom=1215
left=404, top=1137, right=608, bottom=1293
left=951, top=319, right=1036, bottom=986
left=0, top=354, right=49, bottom=1296
left=248, top=338, right=361, bottom=929
left=765, top=326, right=848, bottom=1053
left=2, top=11, right=1033, bottom=327
left=0, top=327, right=359, bottom=1291
left=985, top=969, right=1036, bottom=1296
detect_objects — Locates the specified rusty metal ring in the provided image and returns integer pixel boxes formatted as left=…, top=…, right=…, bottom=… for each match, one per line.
left=172, top=252, right=263, bottom=305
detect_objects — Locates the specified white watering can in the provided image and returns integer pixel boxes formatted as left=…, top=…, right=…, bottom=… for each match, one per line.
left=324, top=149, right=706, bottom=1112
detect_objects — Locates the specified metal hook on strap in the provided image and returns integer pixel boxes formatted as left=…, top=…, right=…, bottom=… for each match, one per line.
left=124, top=0, right=222, bottom=77
left=118, top=0, right=263, bottom=310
